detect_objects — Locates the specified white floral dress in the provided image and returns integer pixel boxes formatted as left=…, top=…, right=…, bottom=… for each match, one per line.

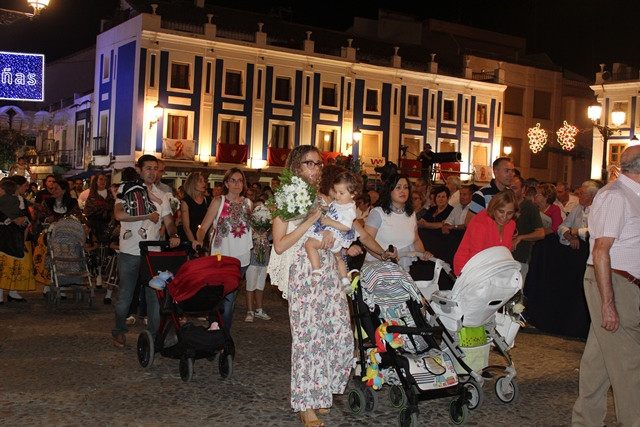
left=287, top=231, right=354, bottom=412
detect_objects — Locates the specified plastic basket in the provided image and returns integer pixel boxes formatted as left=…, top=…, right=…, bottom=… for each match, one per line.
left=450, top=343, right=490, bottom=373
left=457, top=326, right=487, bottom=347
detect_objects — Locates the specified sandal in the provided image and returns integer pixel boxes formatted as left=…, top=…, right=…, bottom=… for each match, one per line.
left=317, top=408, right=330, bottom=414
left=299, top=411, right=324, bottom=427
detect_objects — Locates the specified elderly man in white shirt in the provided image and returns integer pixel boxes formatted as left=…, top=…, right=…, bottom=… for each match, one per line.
left=442, top=185, right=472, bottom=234
left=445, top=176, right=462, bottom=208
left=558, top=180, right=602, bottom=249
left=554, top=181, right=579, bottom=219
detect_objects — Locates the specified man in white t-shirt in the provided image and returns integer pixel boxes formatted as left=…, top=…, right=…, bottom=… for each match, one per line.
left=111, top=155, right=181, bottom=348
left=442, top=185, right=472, bottom=233
left=554, top=181, right=578, bottom=219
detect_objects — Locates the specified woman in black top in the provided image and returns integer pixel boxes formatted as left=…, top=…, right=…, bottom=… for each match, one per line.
left=180, top=172, right=210, bottom=246
left=42, top=179, right=82, bottom=223
left=418, top=185, right=453, bottom=229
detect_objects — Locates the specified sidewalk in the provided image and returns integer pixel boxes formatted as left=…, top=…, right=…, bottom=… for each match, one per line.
left=0, top=283, right=615, bottom=426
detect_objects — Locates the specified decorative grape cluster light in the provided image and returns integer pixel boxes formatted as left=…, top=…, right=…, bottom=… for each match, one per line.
left=556, top=121, right=578, bottom=151
left=527, top=123, right=547, bottom=153
left=27, top=0, right=50, bottom=14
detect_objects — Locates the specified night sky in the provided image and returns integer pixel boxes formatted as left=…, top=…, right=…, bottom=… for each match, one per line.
left=1, top=0, right=638, bottom=78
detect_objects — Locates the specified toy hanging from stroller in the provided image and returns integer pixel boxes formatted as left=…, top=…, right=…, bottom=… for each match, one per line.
left=136, top=241, right=241, bottom=382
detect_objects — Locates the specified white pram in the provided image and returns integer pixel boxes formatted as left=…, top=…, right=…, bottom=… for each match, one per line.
left=424, top=246, right=523, bottom=405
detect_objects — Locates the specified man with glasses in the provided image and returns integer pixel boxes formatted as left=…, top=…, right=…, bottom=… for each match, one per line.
left=466, top=157, right=515, bottom=223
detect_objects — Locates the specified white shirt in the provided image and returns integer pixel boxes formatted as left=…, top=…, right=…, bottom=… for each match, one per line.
left=365, top=207, right=417, bottom=269
left=587, top=174, right=640, bottom=277
left=449, top=190, right=460, bottom=209
left=557, top=204, right=589, bottom=245
left=554, top=193, right=579, bottom=219
left=116, top=183, right=171, bottom=256
left=444, top=203, right=470, bottom=226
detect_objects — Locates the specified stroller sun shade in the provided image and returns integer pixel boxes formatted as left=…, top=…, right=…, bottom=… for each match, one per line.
left=168, top=255, right=241, bottom=303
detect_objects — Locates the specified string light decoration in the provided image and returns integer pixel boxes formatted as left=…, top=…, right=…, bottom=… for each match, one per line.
left=527, top=123, right=547, bottom=153
left=556, top=120, right=578, bottom=151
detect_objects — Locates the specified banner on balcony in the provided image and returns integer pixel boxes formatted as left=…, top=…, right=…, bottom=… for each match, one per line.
left=162, top=138, right=195, bottom=161
left=400, top=159, right=422, bottom=177
left=216, top=143, right=248, bottom=164
left=362, top=156, right=386, bottom=174
left=473, top=165, right=492, bottom=183
left=267, top=147, right=291, bottom=167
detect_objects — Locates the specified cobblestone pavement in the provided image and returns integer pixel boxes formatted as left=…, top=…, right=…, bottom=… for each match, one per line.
left=0, top=283, right=616, bottom=427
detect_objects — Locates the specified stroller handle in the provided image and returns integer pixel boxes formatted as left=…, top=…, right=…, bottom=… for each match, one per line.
left=139, top=240, right=191, bottom=251
left=386, top=324, right=443, bottom=335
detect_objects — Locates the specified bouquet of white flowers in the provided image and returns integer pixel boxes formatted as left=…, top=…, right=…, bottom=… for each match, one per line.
left=266, top=169, right=317, bottom=221
left=250, top=204, right=272, bottom=264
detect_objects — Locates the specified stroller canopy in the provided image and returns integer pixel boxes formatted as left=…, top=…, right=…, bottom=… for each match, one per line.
left=168, top=255, right=241, bottom=303
left=447, top=246, right=522, bottom=328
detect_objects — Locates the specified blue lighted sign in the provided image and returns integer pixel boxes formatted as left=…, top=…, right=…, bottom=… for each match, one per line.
left=0, top=51, right=45, bottom=102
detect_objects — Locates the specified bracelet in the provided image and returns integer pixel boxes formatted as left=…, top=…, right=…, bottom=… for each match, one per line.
left=171, top=234, right=179, bottom=239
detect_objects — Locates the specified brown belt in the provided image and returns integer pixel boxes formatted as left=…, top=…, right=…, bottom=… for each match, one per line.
left=587, top=265, right=640, bottom=287
left=611, top=269, right=640, bottom=287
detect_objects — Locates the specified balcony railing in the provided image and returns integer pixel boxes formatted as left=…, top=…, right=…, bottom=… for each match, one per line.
left=25, top=149, right=75, bottom=167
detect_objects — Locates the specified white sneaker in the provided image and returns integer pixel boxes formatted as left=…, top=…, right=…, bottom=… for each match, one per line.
left=125, top=315, right=136, bottom=326
left=244, top=311, right=255, bottom=322
left=254, top=309, right=271, bottom=321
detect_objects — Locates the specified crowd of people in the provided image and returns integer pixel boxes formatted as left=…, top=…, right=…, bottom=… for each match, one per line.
left=1, top=145, right=638, bottom=427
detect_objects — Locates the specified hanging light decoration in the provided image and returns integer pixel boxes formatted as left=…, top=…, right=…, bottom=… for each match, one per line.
left=556, top=120, right=578, bottom=151
left=527, top=123, right=547, bottom=153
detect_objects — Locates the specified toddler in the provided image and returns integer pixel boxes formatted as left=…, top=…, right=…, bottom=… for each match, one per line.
left=116, top=167, right=156, bottom=240
left=305, top=171, right=360, bottom=293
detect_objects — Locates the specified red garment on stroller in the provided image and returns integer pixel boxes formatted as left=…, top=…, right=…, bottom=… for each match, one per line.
left=168, top=255, right=241, bottom=303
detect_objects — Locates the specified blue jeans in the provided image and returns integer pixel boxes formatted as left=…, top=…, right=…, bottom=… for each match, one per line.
left=220, top=265, right=247, bottom=331
left=112, top=253, right=160, bottom=337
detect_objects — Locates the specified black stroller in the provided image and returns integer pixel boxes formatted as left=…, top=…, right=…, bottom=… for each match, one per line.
left=347, top=260, right=476, bottom=426
left=136, top=241, right=240, bottom=382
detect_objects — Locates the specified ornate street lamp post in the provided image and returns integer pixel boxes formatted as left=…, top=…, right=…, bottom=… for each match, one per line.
left=588, top=101, right=625, bottom=182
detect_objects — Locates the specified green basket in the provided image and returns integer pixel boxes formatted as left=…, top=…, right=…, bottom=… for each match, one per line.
left=458, top=326, right=487, bottom=347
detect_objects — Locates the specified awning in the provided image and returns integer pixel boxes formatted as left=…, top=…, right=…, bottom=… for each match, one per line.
left=65, top=169, right=111, bottom=180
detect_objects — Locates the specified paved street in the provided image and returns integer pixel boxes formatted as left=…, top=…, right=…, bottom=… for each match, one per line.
left=0, top=283, right=616, bottom=426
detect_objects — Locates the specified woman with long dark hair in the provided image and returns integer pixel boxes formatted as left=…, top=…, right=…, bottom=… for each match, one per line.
left=42, top=179, right=82, bottom=223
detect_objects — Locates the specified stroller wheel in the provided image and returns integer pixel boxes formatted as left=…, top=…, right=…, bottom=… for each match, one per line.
left=179, top=357, right=194, bottom=382
left=462, top=378, right=483, bottom=411
left=398, top=407, right=418, bottom=427
left=137, top=330, right=155, bottom=369
left=388, top=385, right=407, bottom=409
left=363, top=386, right=378, bottom=412
left=347, top=387, right=366, bottom=415
left=219, top=353, right=233, bottom=379
left=495, top=376, right=519, bottom=404
left=448, top=398, right=467, bottom=425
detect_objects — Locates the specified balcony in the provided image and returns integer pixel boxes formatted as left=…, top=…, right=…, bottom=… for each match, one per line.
left=25, top=149, right=74, bottom=167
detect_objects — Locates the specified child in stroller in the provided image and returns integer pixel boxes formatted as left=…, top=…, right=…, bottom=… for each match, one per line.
left=136, top=241, right=241, bottom=382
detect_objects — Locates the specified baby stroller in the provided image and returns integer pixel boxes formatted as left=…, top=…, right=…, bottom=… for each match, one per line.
left=136, top=241, right=240, bottom=382
left=425, top=246, right=523, bottom=407
left=47, top=216, right=94, bottom=307
left=347, top=260, right=474, bottom=426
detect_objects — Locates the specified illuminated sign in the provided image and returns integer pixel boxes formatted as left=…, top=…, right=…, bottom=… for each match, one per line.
left=0, top=51, right=45, bottom=102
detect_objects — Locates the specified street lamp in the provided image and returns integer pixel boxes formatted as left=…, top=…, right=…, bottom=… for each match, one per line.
left=588, top=101, right=625, bottom=182
left=27, top=0, right=50, bottom=14
left=503, top=144, right=512, bottom=156
left=149, top=102, right=164, bottom=129
left=346, top=127, right=361, bottom=151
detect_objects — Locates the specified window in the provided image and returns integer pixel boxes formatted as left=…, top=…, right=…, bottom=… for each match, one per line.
left=443, top=99, right=455, bottom=121
left=402, top=136, right=421, bottom=159
left=609, top=143, right=627, bottom=165
left=365, top=89, right=379, bottom=112
left=271, top=124, right=291, bottom=149
left=476, top=103, right=488, bottom=125
left=167, top=115, right=188, bottom=139
left=471, top=143, right=489, bottom=167
left=102, top=54, right=110, bottom=81
left=439, top=140, right=456, bottom=152
left=149, top=54, right=156, bottom=88
left=361, top=133, right=381, bottom=158
left=321, top=82, right=337, bottom=107
left=205, top=62, right=212, bottom=94
left=274, top=76, right=291, bottom=102
left=225, top=70, right=243, bottom=96
left=75, top=123, right=85, bottom=168
left=504, top=86, right=524, bottom=115
left=533, top=90, right=551, bottom=120
left=530, top=150, right=548, bottom=169
left=220, top=119, right=240, bottom=144
left=407, top=94, right=420, bottom=117
left=170, top=62, right=190, bottom=90
left=502, top=137, right=522, bottom=167
left=318, top=130, right=335, bottom=152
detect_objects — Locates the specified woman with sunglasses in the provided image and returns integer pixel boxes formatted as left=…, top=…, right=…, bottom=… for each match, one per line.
left=195, top=167, right=252, bottom=331
left=268, top=146, right=352, bottom=427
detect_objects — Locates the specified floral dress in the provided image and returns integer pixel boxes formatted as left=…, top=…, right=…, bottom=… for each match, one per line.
left=211, top=195, right=252, bottom=267
left=287, top=224, right=354, bottom=412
